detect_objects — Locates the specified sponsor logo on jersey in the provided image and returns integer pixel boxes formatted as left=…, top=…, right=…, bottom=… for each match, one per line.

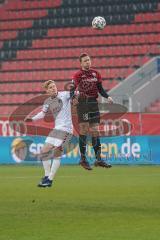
left=82, top=77, right=97, bottom=82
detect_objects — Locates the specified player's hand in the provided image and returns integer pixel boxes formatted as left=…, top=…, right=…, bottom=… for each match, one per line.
left=24, top=117, right=33, bottom=122
left=71, top=96, right=78, bottom=106
left=107, top=97, right=114, bottom=104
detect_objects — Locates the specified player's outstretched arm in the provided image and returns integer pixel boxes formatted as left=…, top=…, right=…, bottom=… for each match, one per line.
left=24, top=117, right=33, bottom=122
left=24, top=111, right=45, bottom=122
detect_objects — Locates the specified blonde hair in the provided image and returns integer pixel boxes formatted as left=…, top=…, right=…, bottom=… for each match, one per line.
left=43, top=80, right=55, bottom=90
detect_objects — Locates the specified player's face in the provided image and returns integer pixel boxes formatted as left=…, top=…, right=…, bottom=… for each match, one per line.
left=46, top=82, right=58, bottom=97
left=81, top=56, right=91, bottom=70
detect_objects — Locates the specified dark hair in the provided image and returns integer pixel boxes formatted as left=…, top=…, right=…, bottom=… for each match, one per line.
left=79, top=53, right=89, bottom=62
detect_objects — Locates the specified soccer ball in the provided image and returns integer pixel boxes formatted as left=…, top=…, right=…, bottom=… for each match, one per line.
left=92, top=16, right=106, bottom=30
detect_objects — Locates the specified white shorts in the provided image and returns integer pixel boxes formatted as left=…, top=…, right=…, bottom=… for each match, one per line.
left=45, top=129, right=72, bottom=150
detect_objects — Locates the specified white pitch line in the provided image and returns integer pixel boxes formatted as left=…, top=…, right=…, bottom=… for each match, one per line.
left=0, top=173, right=160, bottom=180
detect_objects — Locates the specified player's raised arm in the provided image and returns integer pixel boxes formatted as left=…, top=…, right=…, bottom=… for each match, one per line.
left=70, top=76, right=79, bottom=105
left=70, top=80, right=76, bottom=99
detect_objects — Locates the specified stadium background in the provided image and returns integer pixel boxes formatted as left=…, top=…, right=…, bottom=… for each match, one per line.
left=0, top=1, right=160, bottom=240
left=0, top=0, right=160, bottom=164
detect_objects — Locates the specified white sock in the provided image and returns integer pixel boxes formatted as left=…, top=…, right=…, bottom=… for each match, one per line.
left=42, top=160, right=51, bottom=177
left=48, top=158, right=61, bottom=181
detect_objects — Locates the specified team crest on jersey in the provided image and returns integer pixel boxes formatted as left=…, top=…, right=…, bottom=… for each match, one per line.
left=92, top=72, right=96, bottom=77
left=81, top=75, right=86, bottom=78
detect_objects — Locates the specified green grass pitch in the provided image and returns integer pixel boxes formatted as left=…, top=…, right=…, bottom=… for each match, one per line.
left=0, top=165, right=160, bottom=240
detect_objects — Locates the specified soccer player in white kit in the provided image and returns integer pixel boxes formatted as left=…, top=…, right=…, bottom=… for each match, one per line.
left=25, top=80, right=73, bottom=187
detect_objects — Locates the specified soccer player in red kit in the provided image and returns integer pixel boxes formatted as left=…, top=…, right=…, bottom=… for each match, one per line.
left=71, top=53, right=113, bottom=170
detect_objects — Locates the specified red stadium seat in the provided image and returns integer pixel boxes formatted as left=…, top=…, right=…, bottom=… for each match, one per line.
left=7, top=0, right=62, bottom=10
left=0, top=9, right=47, bottom=20
left=0, top=31, right=17, bottom=40
left=0, top=41, right=3, bottom=48
left=0, top=105, right=17, bottom=115
left=135, top=12, right=160, bottom=23
left=0, top=20, right=33, bottom=30
left=1, top=0, right=160, bottom=118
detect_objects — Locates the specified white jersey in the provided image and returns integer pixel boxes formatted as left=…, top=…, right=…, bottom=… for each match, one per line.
left=42, top=91, right=73, bottom=133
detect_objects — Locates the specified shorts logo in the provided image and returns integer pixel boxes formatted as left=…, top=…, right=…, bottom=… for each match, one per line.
left=83, top=113, right=89, bottom=120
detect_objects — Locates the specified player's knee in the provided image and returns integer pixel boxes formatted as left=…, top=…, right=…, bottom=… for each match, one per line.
left=79, top=124, right=89, bottom=135
left=41, top=143, right=52, bottom=153
left=91, top=131, right=99, bottom=137
left=79, top=129, right=88, bottom=135
left=54, top=146, right=63, bottom=158
left=90, top=126, right=99, bottom=137
left=39, top=144, right=54, bottom=161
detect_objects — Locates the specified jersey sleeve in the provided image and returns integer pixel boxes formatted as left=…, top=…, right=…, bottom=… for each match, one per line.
left=42, top=103, right=49, bottom=113
left=72, top=72, right=80, bottom=88
left=65, top=91, right=70, bottom=99
left=32, top=111, right=45, bottom=121
left=42, top=98, right=51, bottom=113
left=96, top=71, right=102, bottom=83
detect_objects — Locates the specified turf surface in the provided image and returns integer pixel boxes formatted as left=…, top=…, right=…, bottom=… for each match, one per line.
left=0, top=165, right=160, bottom=240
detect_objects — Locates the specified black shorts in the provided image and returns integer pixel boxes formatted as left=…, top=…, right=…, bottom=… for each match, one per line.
left=77, top=97, right=100, bottom=123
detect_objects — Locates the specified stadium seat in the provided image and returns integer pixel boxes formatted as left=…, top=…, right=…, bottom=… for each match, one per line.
left=0, top=31, right=17, bottom=40
left=7, top=0, right=62, bottom=10
left=0, top=20, right=33, bottom=30
left=0, top=105, right=17, bottom=115
left=0, top=0, right=160, bottom=115
left=0, top=9, right=47, bottom=20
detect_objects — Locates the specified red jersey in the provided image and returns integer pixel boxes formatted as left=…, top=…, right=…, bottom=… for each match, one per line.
left=72, top=68, right=102, bottom=98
